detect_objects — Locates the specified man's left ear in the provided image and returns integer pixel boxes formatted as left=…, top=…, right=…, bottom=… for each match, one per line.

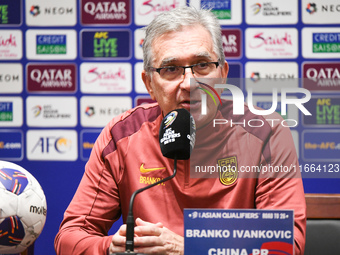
left=142, top=70, right=156, bottom=100
left=222, top=60, right=229, bottom=78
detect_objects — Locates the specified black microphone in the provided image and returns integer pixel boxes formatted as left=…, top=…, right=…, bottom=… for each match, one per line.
left=111, top=108, right=196, bottom=255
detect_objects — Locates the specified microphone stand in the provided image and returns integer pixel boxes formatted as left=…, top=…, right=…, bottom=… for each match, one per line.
left=112, top=158, right=177, bottom=255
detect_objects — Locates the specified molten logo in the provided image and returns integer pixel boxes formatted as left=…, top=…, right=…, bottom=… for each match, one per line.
left=30, top=205, right=47, bottom=216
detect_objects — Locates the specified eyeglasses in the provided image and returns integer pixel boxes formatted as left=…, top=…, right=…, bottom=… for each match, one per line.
left=149, top=62, right=220, bottom=81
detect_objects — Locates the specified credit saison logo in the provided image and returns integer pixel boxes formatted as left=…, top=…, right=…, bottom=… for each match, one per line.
left=0, top=102, right=13, bottom=121
left=312, top=32, right=340, bottom=53
left=202, top=0, right=231, bottom=20
left=30, top=205, right=47, bottom=216
left=36, top=34, right=67, bottom=55
left=200, top=84, right=311, bottom=128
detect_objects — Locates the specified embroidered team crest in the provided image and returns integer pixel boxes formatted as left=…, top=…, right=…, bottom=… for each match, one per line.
left=217, top=156, right=238, bottom=186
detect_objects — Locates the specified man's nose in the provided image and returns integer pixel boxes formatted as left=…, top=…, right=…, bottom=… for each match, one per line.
left=180, top=67, right=197, bottom=90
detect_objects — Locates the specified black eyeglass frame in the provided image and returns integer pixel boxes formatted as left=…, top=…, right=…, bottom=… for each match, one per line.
left=148, top=61, right=220, bottom=76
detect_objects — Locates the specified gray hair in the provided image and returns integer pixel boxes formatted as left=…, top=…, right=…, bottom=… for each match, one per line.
left=142, top=6, right=225, bottom=72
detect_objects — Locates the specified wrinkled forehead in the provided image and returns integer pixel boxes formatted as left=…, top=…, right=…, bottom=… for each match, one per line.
left=150, top=25, right=216, bottom=66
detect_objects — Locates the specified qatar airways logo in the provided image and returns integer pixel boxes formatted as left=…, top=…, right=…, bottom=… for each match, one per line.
left=27, top=64, right=76, bottom=92
left=81, top=0, right=130, bottom=24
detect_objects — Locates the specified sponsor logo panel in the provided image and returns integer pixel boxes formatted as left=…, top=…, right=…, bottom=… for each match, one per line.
left=26, top=96, right=77, bottom=127
left=134, top=62, right=147, bottom=94
left=81, top=30, right=131, bottom=59
left=26, top=29, right=77, bottom=60
left=302, top=62, right=340, bottom=91
left=245, top=62, right=298, bottom=92
left=302, top=27, right=340, bottom=58
left=0, top=130, right=23, bottom=160
left=0, top=0, right=22, bottom=25
left=134, top=0, right=186, bottom=26
left=134, top=28, right=145, bottom=60
left=222, top=63, right=242, bottom=92
left=25, top=0, right=76, bottom=26
left=246, top=0, right=298, bottom=24
left=26, top=130, right=78, bottom=161
left=0, top=30, right=22, bottom=60
left=0, top=97, right=23, bottom=127
left=80, top=62, right=132, bottom=93
left=80, top=96, right=132, bottom=127
left=303, top=130, right=340, bottom=161
left=221, top=29, right=241, bottom=58
left=80, top=130, right=101, bottom=161
left=246, top=28, right=298, bottom=59
left=189, top=0, right=242, bottom=25
left=0, top=63, right=23, bottom=94
left=302, top=0, right=340, bottom=24
left=81, top=0, right=131, bottom=25
left=26, top=63, right=77, bottom=93
left=303, top=97, right=340, bottom=126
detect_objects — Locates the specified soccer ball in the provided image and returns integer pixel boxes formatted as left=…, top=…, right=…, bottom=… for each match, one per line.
left=0, top=160, right=47, bottom=254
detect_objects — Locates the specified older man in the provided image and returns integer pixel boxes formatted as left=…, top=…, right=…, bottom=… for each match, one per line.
left=55, top=6, right=306, bottom=255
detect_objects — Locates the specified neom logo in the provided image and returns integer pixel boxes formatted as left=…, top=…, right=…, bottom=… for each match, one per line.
left=30, top=205, right=47, bottom=216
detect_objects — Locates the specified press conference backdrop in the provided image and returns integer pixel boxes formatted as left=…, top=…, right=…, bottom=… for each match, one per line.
left=0, top=0, right=340, bottom=254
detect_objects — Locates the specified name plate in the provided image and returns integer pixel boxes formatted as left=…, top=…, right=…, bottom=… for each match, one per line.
left=184, top=209, right=294, bottom=255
